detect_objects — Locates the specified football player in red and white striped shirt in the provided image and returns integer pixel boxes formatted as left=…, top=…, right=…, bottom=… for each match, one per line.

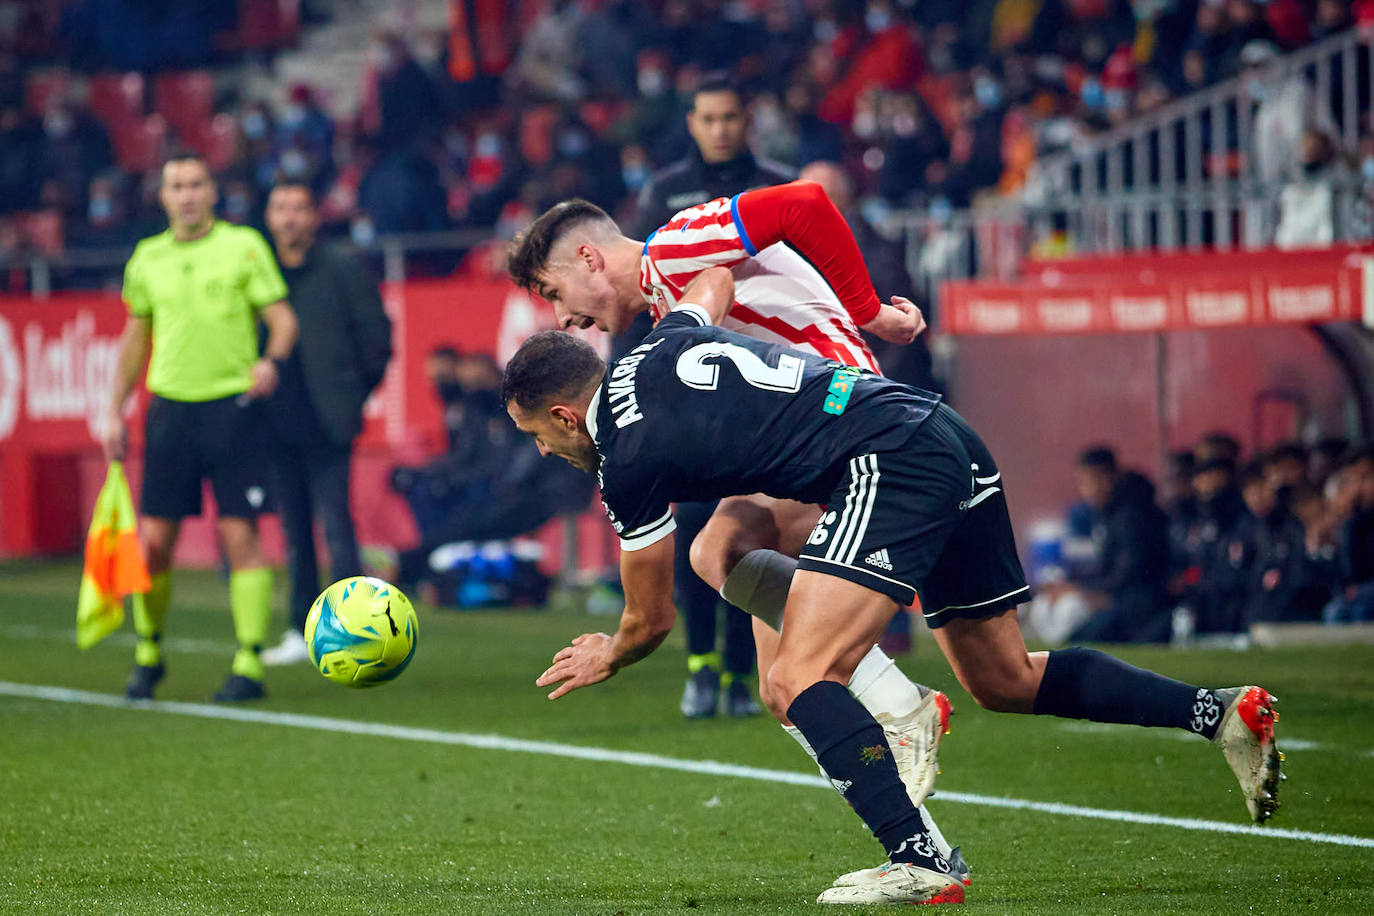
left=508, top=186, right=968, bottom=887
left=507, top=181, right=925, bottom=595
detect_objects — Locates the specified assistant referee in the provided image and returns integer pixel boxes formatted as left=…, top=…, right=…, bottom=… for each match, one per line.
left=102, top=151, right=298, bottom=703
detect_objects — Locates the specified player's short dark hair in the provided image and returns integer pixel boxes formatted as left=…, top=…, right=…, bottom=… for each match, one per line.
left=428, top=344, right=461, bottom=361
left=269, top=179, right=314, bottom=203
left=1240, top=459, right=1268, bottom=489
left=692, top=74, right=743, bottom=110
left=1263, top=441, right=1306, bottom=466
left=1197, top=430, right=1241, bottom=463
left=161, top=149, right=211, bottom=176
left=1168, top=450, right=1196, bottom=478
left=507, top=199, right=617, bottom=293
left=501, top=331, right=605, bottom=412
left=1077, top=445, right=1117, bottom=473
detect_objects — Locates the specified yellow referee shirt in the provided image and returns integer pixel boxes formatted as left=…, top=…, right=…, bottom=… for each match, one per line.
left=122, top=222, right=289, bottom=402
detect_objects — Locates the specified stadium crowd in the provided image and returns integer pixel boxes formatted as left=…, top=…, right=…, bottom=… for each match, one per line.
left=6, top=0, right=1374, bottom=282
left=1026, top=434, right=1374, bottom=645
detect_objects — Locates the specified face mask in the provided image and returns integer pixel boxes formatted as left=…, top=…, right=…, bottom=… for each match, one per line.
left=225, top=193, right=249, bottom=220
left=88, top=195, right=113, bottom=222
left=44, top=110, right=73, bottom=138
left=1104, top=88, right=1127, bottom=113
left=280, top=148, right=309, bottom=177
left=865, top=7, right=892, bottom=32
left=637, top=68, right=666, bottom=97
left=1245, top=78, right=1266, bottom=101
left=1080, top=78, right=1104, bottom=110
left=622, top=164, right=648, bottom=190
left=474, top=133, right=501, bottom=158
left=929, top=197, right=952, bottom=225
left=557, top=128, right=591, bottom=157
left=974, top=77, right=1001, bottom=109
left=351, top=217, right=376, bottom=246
left=1361, top=157, right=1374, bottom=181
left=283, top=104, right=306, bottom=126
left=243, top=111, right=267, bottom=139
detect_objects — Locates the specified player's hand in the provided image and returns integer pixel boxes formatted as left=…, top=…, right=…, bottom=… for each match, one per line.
left=862, top=298, right=927, bottom=344
left=100, top=408, right=127, bottom=463
left=536, top=632, right=616, bottom=700
left=244, top=358, right=280, bottom=400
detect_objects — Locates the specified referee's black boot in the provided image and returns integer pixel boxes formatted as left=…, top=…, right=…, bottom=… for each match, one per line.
left=213, top=673, right=265, bottom=703
left=125, top=662, right=165, bottom=700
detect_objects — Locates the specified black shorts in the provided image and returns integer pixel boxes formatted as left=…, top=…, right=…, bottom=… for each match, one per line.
left=141, top=394, right=271, bottom=520
left=797, top=403, right=1029, bottom=628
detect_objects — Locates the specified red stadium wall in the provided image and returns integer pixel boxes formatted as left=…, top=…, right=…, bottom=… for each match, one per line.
left=941, top=247, right=1365, bottom=552
left=0, top=279, right=615, bottom=574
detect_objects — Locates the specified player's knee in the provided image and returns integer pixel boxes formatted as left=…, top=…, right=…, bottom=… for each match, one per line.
left=764, top=658, right=830, bottom=718
left=141, top=530, right=175, bottom=571
left=756, top=671, right=787, bottom=722
left=688, top=529, right=743, bottom=592
left=962, top=669, right=1037, bottom=713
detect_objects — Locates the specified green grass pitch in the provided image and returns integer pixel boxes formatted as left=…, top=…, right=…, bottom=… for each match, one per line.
left=2, top=559, right=1372, bottom=914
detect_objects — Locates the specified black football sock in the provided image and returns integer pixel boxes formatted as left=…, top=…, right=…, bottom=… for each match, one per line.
left=787, top=681, right=950, bottom=869
left=1033, top=647, right=1226, bottom=740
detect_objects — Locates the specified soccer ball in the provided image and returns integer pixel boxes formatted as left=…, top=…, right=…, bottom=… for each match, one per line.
left=305, top=576, right=418, bottom=688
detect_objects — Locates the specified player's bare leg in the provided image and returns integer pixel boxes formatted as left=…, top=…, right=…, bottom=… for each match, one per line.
left=765, top=570, right=963, bottom=906
left=694, top=494, right=955, bottom=808
left=933, top=607, right=1282, bottom=823
left=751, top=586, right=965, bottom=887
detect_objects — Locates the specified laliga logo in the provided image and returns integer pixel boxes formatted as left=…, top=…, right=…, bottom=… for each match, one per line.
left=0, top=311, right=121, bottom=441
left=0, top=317, right=20, bottom=439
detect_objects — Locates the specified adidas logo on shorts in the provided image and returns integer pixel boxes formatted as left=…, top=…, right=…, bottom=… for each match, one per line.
left=864, top=548, right=893, bottom=571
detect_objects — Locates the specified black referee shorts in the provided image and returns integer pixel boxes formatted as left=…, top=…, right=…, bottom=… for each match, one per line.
left=796, top=403, right=1029, bottom=627
left=141, top=394, right=271, bottom=520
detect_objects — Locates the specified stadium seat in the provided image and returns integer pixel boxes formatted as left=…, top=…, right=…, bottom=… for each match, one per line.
left=88, top=73, right=146, bottom=135
left=154, top=71, right=215, bottom=139
left=112, top=115, right=167, bottom=173
left=186, top=113, right=240, bottom=172
left=23, top=69, right=72, bottom=116
left=234, top=0, right=302, bottom=51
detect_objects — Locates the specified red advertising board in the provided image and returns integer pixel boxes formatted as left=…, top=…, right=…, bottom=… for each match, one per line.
left=0, top=277, right=608, bottom=563
left=942, top=246, right=1371, bottom=335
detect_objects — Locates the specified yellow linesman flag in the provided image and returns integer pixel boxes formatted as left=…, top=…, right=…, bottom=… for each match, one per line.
left=76, top=461, right=150, bottom=649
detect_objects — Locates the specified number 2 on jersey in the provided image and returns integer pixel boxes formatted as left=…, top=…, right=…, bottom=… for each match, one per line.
left=675, top=342, right=804, bottom=393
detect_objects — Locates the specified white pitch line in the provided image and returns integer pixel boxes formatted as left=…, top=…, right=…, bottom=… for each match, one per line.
left=7, top=623, right=232, bottom=654
left=3, top=680, right=1372, bottom=851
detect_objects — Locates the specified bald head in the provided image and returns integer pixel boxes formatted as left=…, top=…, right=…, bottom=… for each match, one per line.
left=799, top=162, right=852, bottom=212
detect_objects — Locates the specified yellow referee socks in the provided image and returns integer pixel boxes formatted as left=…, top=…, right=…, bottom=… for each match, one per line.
left=229, top=567, right=272, bottom=681
left=132, top=572, right=171, bottom=667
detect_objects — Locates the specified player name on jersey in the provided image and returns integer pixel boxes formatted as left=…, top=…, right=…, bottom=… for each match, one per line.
left=607, top=338, right=662, bottom=429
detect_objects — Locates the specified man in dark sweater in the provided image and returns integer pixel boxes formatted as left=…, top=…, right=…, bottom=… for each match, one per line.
left=1068, top=447, right=1173, bottom=643
left=261, top=181, right=393, bottom=665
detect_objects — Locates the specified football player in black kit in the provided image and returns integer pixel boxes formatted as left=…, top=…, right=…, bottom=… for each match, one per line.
left=502, top=268, right=1283, bottom=906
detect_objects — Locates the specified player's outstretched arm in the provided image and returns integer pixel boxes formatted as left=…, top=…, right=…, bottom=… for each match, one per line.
left=676, top=266, right=734, bottom=326
left=535, top=534, right=678, bottom=700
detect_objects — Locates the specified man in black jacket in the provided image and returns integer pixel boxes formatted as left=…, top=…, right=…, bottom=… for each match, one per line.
left=624, top=76, right=794, bottom=718
left=261, top=181, right=393, bottom=665
left=630, top=76, right=795, bottom=237
left=1067, top=447, right=1173, bottom=643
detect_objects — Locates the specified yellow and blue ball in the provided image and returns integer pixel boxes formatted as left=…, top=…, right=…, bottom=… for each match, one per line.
left=305, top=576, right=418, bottom=688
